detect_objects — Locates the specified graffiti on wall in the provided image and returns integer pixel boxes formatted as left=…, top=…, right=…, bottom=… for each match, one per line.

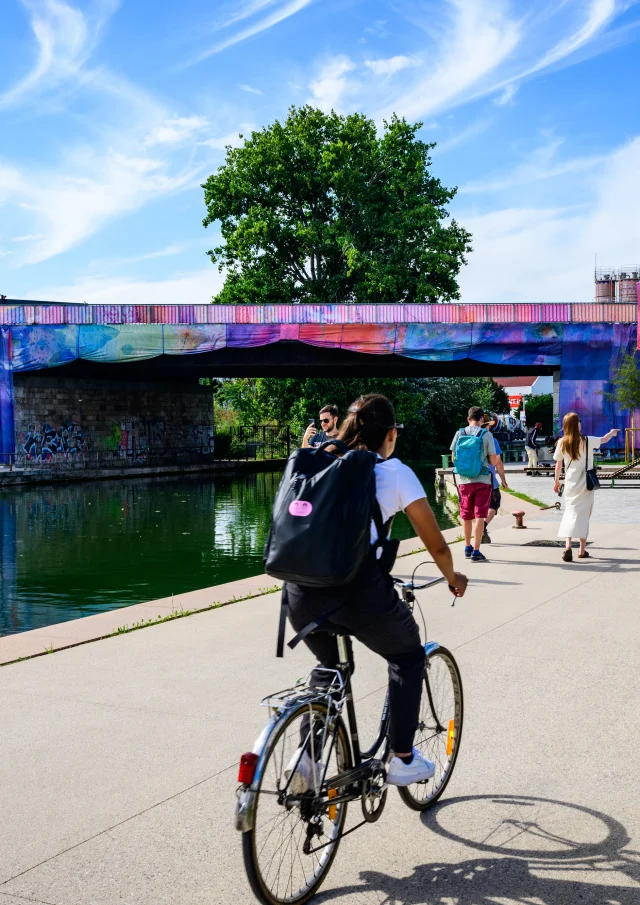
left=22, top=422, right=86, bottom=463
left=100, top=420, right=214, bottom=461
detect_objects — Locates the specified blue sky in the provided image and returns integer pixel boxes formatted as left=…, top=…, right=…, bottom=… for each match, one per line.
left=1, top=0, right=639, bottom=304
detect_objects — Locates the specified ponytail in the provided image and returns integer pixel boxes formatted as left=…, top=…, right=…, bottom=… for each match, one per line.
left=335, top=394, right=396, bottom=453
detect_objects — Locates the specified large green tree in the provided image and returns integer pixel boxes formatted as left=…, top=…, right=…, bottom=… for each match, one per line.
left=202, top=106, right=472, bottom=305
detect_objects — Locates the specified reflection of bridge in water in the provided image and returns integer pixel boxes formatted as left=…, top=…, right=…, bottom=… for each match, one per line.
left=1, top=299, right=639, bottom=464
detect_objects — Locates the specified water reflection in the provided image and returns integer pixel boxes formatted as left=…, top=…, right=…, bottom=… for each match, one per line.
left=0, top=466, right=454, bottom=636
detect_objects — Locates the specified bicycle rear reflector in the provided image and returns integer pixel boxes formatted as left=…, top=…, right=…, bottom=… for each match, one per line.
left=446, top=720, right=455, bottom=757
left=327, top=787, right=338, bottom=821
left=238, top=752, right=259, bottom=785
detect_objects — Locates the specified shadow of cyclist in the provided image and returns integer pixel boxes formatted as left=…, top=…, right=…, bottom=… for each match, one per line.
left=317, top=794, right=640, bottom=904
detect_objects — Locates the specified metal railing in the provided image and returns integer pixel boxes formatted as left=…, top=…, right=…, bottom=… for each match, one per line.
left=213, top=426, right=291, bottom=461
left=1, top=300, right=638, bottom=326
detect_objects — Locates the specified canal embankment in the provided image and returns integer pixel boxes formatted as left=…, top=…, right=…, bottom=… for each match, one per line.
left=0, top=494, right=548, bottom=666
left=0, top=456, right=287, bottom=486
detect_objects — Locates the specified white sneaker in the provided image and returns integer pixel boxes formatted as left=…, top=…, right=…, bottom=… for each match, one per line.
left=386, top=748, right=436, bottom=787
left=284, top=748, right=321, bottom=794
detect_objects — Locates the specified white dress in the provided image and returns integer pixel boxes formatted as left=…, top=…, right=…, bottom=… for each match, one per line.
left=554, top=437, right=601, bottom=539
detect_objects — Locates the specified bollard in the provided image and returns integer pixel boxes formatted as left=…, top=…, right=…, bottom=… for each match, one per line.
left=513, top=510, right=527, bottom=529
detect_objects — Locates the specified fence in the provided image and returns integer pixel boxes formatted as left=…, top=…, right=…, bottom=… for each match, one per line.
left=213, top=426, right=291, bottom=461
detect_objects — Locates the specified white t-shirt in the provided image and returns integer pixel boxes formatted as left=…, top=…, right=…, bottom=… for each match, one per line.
left=370, top=458, right=426, bottom=541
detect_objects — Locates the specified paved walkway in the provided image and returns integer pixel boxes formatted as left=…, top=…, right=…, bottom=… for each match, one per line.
left=504, top=464, right=640, bottom=525
left=2, top=513, right=640, bottom=904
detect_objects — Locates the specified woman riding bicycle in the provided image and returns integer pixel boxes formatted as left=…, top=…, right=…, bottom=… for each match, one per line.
left=285, top=393, right=468, bottom=786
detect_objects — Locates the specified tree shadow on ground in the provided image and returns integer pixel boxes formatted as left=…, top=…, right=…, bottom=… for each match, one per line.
left=318, top=794, right=640, bottom=905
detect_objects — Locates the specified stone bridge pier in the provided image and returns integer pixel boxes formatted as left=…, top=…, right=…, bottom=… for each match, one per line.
left=9, top=370, right=213, bottom=471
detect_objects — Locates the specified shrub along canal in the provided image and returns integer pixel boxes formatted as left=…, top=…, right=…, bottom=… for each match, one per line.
left=0, top=465, right=455, bottom=636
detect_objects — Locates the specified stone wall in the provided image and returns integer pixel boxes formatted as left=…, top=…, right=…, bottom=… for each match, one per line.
left=13, top=375, right=213, bottom=469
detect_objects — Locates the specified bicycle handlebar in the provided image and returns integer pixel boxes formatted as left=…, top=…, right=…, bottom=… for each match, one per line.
left=392, top=575, right=446, bottom=591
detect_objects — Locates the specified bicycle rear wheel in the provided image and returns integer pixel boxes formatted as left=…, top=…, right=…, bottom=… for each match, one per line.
left=242, top=701, right=352, bottom=905
left=398, top=646, right=463, bottom=811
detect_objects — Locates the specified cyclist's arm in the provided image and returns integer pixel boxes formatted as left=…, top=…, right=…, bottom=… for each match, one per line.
left=404, top=497, right=467, bottom=596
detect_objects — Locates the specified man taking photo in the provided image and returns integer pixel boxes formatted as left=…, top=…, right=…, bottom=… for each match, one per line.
left=302, top=404, right=340, bottom=448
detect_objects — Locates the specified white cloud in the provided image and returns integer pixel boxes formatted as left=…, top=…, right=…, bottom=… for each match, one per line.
left=12, top=233, right=44, bottom=242
left=432, top=117, right=493, bottom=154
left=201, top=126, right=254, bottom=150
left=144, top=116, right=209, bottom=146
left=458, top=137, right=605, bottom=193
left=218, top=0, right=279, bottom=29
left=0, top=0, right=119, bottom=109
left=238, top=83, right=264, bottom=95
left=89, top=243, right=184, bottom=269
left=456, top=137, right=640, bottom=303
left=308, top=55, right=356, bottom=112
left=29, top=266, right=227, bottom=305
left=364, top=55, right=420, bottom=76
left=184, top=0, right=313, bottom=66
left=0, top=149, right=200, bottom=265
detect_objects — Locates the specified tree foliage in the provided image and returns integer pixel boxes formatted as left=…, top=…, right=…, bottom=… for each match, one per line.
left=202, top=106, right=472, bottom=305
left=215, top=376, right=507, bottom=460
left=523, top=394, right=553, bottom=434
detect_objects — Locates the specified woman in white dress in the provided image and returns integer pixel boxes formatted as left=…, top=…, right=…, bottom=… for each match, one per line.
left=553, top=412, right=619, bottom=562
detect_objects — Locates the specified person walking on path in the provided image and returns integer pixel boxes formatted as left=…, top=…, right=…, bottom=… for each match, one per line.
left=525, top=421, right=543, bottom=471
left=553, top=412, right=619, bottom=562
left=450, top=407, right=498, bottom=563
left=481, top=414, right=509, bottom=544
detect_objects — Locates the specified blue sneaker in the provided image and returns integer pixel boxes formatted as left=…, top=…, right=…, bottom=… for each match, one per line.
left=464, top=545, right=474, bottom=558
left=471, top=550, right=488, bottom=563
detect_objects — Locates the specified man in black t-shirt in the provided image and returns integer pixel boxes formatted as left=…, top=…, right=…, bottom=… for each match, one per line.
left=302, top=404, right=339, bottom=448
left=525, top=421, right=543, bottom=469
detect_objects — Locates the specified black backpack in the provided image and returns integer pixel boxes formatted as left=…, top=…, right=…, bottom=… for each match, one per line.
left=264, top=440, right=393, bottom=587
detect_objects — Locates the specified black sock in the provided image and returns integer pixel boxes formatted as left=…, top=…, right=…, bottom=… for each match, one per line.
left=400, top=754, right=414, bottom=765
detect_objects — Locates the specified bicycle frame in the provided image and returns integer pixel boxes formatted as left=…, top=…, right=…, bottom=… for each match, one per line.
left=236, top=573, right=447, bottom=833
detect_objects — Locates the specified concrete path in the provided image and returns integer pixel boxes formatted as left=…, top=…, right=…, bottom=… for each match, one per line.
left=2, top=516, right=640, bottom=904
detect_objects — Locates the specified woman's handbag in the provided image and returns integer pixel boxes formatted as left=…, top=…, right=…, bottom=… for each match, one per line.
left=585, top=437, right=600, bottom=491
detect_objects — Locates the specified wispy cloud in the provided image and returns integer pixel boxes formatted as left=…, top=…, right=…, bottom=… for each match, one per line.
left=144, top=116, right=209, bottom=146
left=456, top=137, right=640, bottom=302
left=12, top=233, right=44, bottom=242
left=89, top=243, right=184, bottom=269
left=458, top=136, right=605, bottom=194
left=1, top=150, right=200, bottom=265
left=238, top=83, right=264, bottom=95
left=308, top=55, right=356, bottom=112
left=364, top=55, right=420, bottom=76
left=184, top=0, right=313, bottom=66
left=29, top=266, right=227, bottom=305
left=0, top=0, right=119, bottom=109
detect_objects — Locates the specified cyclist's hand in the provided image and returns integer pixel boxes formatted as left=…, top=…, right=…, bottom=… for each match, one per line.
left=448, top=572, right=468, bottom=597
left=554, top=480, right=561, bottom=494
left=501, top=481, right=509, bottom=490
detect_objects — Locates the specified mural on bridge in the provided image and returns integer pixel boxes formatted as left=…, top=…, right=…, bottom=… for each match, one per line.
left=1, top=318, right=639, bottom=461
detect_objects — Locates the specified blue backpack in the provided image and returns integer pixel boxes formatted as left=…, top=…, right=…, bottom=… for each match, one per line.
left=453, top=427, right=488, bottom=478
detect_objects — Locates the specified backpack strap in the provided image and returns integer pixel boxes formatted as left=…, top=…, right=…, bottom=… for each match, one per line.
left=276, top=585, right=347, bottom=657
left=314, top=439, right=348, bottom=455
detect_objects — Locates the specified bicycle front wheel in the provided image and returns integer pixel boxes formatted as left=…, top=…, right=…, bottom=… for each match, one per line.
left=398, top=645, right=463, bottom=811
left=242, top=701, right=352, bottom=905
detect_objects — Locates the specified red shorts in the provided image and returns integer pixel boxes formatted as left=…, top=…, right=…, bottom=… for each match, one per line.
left=458, top=482, right=493, bottom=521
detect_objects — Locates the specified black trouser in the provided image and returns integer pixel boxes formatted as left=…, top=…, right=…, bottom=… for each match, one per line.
left=285, top=570, right=425, bottom=754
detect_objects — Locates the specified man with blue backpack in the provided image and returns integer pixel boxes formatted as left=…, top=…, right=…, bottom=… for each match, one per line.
left=450, top=407, right=499, bottom=563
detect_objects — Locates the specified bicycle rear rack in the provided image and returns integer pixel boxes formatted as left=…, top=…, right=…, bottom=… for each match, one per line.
left=260, top=667, right=345, bottom=712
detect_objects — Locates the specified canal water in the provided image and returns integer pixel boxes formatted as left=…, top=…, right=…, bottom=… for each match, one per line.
left=0, top=466, right=455, bottom=636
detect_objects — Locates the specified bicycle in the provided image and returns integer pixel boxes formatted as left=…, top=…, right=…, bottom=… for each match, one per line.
left=235, top=568, right=464, bottom=905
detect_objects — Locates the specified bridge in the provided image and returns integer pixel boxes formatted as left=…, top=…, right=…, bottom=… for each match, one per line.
left=1, top=299, right=639, bottom=469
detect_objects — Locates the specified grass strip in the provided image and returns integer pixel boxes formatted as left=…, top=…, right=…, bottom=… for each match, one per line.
left=503, top=487, right=548, bottom=508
